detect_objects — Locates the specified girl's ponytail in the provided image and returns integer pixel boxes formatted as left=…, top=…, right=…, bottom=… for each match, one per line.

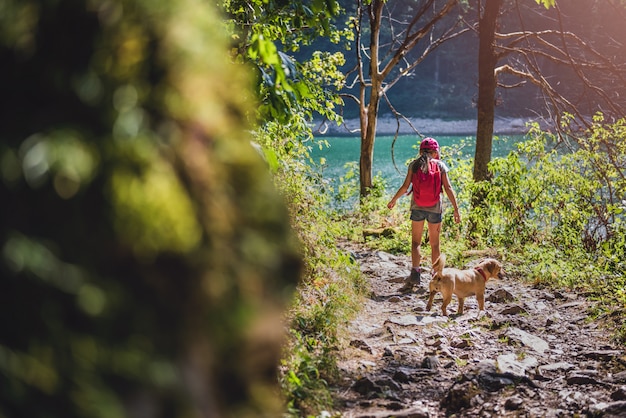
left=413, top=152, right=431, bottom=174
left=415, top=137, right=439, bottom=174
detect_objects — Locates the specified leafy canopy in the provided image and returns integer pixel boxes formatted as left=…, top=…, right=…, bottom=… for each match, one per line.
left=223, top=0, right=352, bottom=124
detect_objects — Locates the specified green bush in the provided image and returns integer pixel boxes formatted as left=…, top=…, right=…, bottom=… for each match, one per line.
left=254, top=122, right=367, bottom=417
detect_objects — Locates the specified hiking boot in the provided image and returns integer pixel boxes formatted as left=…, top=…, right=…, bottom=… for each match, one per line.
left=398, top=269, right=420, bottom=293
left=409, top=268, right=421, bottom=285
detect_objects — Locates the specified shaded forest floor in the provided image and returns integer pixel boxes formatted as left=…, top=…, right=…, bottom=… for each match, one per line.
left=330, top=240, right=626, bottom=417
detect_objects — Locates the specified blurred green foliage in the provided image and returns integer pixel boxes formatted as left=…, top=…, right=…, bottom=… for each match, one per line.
left=0, top=0, right=301, bottom=417
left=253, top=122, right=367, bottom=417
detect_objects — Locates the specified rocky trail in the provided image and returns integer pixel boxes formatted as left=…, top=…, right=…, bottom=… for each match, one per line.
left=331, top=241, right=626, bottom=417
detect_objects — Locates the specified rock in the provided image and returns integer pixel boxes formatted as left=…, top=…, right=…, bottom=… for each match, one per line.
left=524, top=300, right=549, bottom=313
left=538, top=362, right=576, bottom=373
left=505, top=395, right=524, bottom=410
left=579, top=350, right=623, bottom=361
left=421, top=356, right=441, bottom=369
left=392, top=367, right=436, bottom=383
left=588, top=400, right=626, bottom=417
left=386, top=315, right=420, bottom=326
left=497, top=352, right=539, bottom=376
left=613, top=371, right=626, bottom=384
left=374, top=261, right=404, bottom=271
left=426, top=338, right=443, bottom=348
left=451, top=337, right=471, bottom=349
left=566, top=371, right=603, bottom=386
left=350, top=339, right=374, bottom=354
left=559, top=301, right=587, bottom=309
left=441, top=381, right=481, bottom=414
left=545, top=312, right=563, bottom=326
left=385, top=407, right=430, bottom=418
left=611, top=386, right=626, bottom=401
left=478, top=373, right=517, bottom=392
left=487, top=288, right=515, bottom=303
left=499, top=304, right=528, bottom=315
left=412, top=301, right=427, bottom=311
left=376, top=251, right=394, bottom=261
left=375, top=377, right=402, bottom=391
left=393, top=369, right=411, bottom=383
left=359, top=360, right=378, bottom=369
left=554, top=291, right=578, bottom=301
left=352, top=377, right=382, bottom=395
left=559, top=389, right=590, bottom=409
left=473, top=360, right=498, bottom=374
left=506, top=327, right=550, bottom=354
left=386, top=401, right=405, bottom=410
left=466, top=360, right=538, bottom=392
left=416, top=315, right=449, bottom=325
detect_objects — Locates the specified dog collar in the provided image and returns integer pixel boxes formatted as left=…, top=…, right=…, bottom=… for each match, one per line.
left=475, top=267, right=487, bottom=281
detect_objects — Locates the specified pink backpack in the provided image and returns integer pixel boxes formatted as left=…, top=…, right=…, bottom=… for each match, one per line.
left=411, top=159, right=442, bottom=207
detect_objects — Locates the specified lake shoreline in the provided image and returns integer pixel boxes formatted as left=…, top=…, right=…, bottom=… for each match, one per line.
left=313, top=116, right=546, bottom=136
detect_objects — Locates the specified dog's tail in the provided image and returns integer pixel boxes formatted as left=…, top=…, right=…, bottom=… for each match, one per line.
left=432, top=253, right=446, bottom=278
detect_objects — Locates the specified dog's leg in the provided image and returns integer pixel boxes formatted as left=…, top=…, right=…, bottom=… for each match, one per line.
left=426, top=291, right=436, bottom=311
left=457, top=297, right=465, bottom=314
left=477, top=293, right=485, bottom=311
left=441, top=294, right=452, bottom=316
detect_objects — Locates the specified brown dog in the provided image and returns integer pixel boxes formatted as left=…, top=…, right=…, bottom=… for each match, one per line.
left=425, top=254, right=503, bottom=316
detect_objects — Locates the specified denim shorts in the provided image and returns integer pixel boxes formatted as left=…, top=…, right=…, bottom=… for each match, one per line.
left=410, top=209, right=442, bottom=224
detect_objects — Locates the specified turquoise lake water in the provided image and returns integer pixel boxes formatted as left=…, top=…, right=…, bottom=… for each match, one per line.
left=309, top=134, right=524, bottom=190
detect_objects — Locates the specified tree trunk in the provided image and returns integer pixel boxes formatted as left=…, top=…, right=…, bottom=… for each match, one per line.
left=359, top=90, right=381, bottom=197
left=473, top=0, right=502, bottom=183
left=359, top=0, right=384, bottom=197
left=468, top=0, right=503, bottom=239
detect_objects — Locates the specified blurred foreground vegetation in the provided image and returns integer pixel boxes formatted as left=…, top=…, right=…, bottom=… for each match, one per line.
left=1, top=0, right=301, bottom=417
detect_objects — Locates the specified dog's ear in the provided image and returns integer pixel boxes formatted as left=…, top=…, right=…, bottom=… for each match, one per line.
left=483, top=259, right=502, bottom=278
left=497, top=263, right=505, bottom=279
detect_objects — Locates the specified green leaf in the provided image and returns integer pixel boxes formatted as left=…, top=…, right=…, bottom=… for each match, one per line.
left=261, top=146, right=280, bottom=173
left=535, top=0, right=556, bottom=9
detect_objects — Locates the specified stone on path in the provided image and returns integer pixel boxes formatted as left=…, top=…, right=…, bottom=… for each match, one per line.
left=506, top=327, right=550, bottom=354
left=497, top=352, right=539, bottom=377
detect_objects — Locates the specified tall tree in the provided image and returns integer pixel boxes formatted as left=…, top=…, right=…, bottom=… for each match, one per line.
left=473, top=0, right=503, bottom=183
left=346, top=0, right=465, bottom=197
left=472, top=0, right=626, bottom=183
left=468, top=0, right=626, bottom=240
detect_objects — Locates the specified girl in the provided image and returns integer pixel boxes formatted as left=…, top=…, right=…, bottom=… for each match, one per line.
left=387, top=137, right=461, bottom=292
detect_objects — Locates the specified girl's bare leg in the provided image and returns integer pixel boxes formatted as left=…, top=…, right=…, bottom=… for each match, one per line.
left=399, top=220, right=425, bottom=292
left=411, top=220, right=425, bottom=269
left=427, top=221, right=441, bottom=266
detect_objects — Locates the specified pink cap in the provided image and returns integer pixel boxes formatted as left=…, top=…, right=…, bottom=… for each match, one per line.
left=419, top=137, right=439, bottom=151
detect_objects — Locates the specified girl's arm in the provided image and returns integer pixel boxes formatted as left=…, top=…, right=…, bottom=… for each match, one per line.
left=441, top=171, right=461, bottom=223
left=387, top=167, right=413, bottom=209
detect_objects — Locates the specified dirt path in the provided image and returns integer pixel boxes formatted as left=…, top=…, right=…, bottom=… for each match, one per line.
left=331, top=241, right=626, bottom=417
